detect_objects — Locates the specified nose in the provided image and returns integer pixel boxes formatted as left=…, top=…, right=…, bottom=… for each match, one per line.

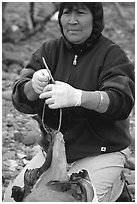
left=68, top=12, right=78, bottom=24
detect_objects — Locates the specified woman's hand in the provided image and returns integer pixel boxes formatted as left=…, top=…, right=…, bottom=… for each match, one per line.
left=32, top=69, right=50, bottom=94
left=39, top=81, right=82, bottom=109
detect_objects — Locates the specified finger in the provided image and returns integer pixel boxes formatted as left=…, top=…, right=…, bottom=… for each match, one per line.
left=36, top=86, right=44, bottom=92
left=43, top=84, right=54, bottom=92
left=38, top=75, right=49, bottom=82
left=42, top=69, right=50, bottom=77
left=39, top=91, right=52, bottom=99
left=34, top=89, right=42, bottom=94
left=55, top=81, right=63, bottom=85
left=48, top=103, right=58, bottom=109
left=48, top=103, right=62, bottom=109
left=36, top=80, right=48, bottom=87
left=45, top=97, right=54, bottom=105
left=33, top=85, right=43, bottom=94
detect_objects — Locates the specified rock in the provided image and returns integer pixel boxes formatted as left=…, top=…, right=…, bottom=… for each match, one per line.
left=8, top=64, right=22, bottom=74
left=22, top=158, right=30, bottom=165
left=2, top=43, right=15, bottom=52
left=10, top=73, right=19, bottom=81
left=127, top=184, right=135, bottom=194
left=2, top=163, right=9, bottom=172
left=2, top=50, right=24, bottom=67
left=127, top=184, right=135, bottom=202
left=21, top=131, right=38, bottom=146
left=123, top=155, right=135, bottom=201
left=124, top=170, right=135, bottom=185
left=14, top=132, right=23, bottom=143
left=16, top=152, right=27, bottom=159
left=2, top=90, right=12, bottom=100
left=2, top=79, right=13, bottom=90
left=3, top=151, right=16, bottom=161
left=2, top=64, right=8, bottom=72
left=125, top=157, right=135, bottom=170
left=25, top=120, right=40, bottom=131
left=3, top=160, right=18, bottom=171
left=2, top=176, right=5, bottom=185
left=6, top=122, right=13, bottom=128
left=2, top=131, right=8, bottom=139
left=2, top=71, right=10, bottom=80
left=6, top=114, right=15, bottom=128
left=128, top=184, right=135, bottom=196
left=3, top=179, right=10, bottom=188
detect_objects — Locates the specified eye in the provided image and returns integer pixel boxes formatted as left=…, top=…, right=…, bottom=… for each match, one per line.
left=77, top=9, right=87, bottom=15
left=78, top=11, right=85, bottom=14
left=62, top=9, right=70, bottom=15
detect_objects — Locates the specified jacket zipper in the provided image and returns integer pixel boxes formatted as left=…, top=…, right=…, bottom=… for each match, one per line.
left=73, top=55, right=78, bottom=66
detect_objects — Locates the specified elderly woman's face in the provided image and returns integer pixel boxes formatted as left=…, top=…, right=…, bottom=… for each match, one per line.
left=61, top=5, right=93, bottom=44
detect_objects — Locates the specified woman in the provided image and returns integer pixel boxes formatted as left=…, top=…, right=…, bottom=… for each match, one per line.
left=7, top=2, right=134, bottom=202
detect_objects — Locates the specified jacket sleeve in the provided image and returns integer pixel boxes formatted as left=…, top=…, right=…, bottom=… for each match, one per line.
left=12, top=42, right=49, bottom=114
left=12, top=38, right=60, bottom=114
left=99, top=44, right=135, bottom=120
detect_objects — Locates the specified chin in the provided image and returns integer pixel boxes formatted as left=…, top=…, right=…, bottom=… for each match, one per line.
left=67, top=37, right=82, bottom=44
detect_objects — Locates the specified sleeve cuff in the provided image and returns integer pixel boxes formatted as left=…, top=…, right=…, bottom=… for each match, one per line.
left=104, top=90, right=122, bottom=117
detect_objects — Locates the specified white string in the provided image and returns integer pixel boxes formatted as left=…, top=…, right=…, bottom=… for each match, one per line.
left=42, top=100, right=62, bottom=133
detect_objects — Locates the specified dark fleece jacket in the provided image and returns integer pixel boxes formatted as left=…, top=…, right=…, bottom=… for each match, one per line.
left=12, top=3, right=135, bottom=163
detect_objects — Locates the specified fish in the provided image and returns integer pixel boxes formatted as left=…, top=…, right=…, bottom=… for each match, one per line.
left=11, top=131, right=95, bottom=202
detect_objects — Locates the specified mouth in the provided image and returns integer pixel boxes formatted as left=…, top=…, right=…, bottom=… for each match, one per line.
left=68, top=30, right=81, bottom=34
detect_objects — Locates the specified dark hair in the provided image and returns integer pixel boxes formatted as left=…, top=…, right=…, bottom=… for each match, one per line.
left=58, top=2, right=104, bottom=46
left=59, top=2, right=93, bottom=12
left=60, top=2, right=98, bottom=13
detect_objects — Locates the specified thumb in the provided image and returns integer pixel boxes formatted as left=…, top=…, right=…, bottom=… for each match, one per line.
left=42, top=69, right=50, bottom=78
left=55, top=81, right=64, bottom=85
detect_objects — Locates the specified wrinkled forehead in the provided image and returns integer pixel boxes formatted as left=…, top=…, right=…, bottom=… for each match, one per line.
left=62, top=2, right=88, bottom=11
